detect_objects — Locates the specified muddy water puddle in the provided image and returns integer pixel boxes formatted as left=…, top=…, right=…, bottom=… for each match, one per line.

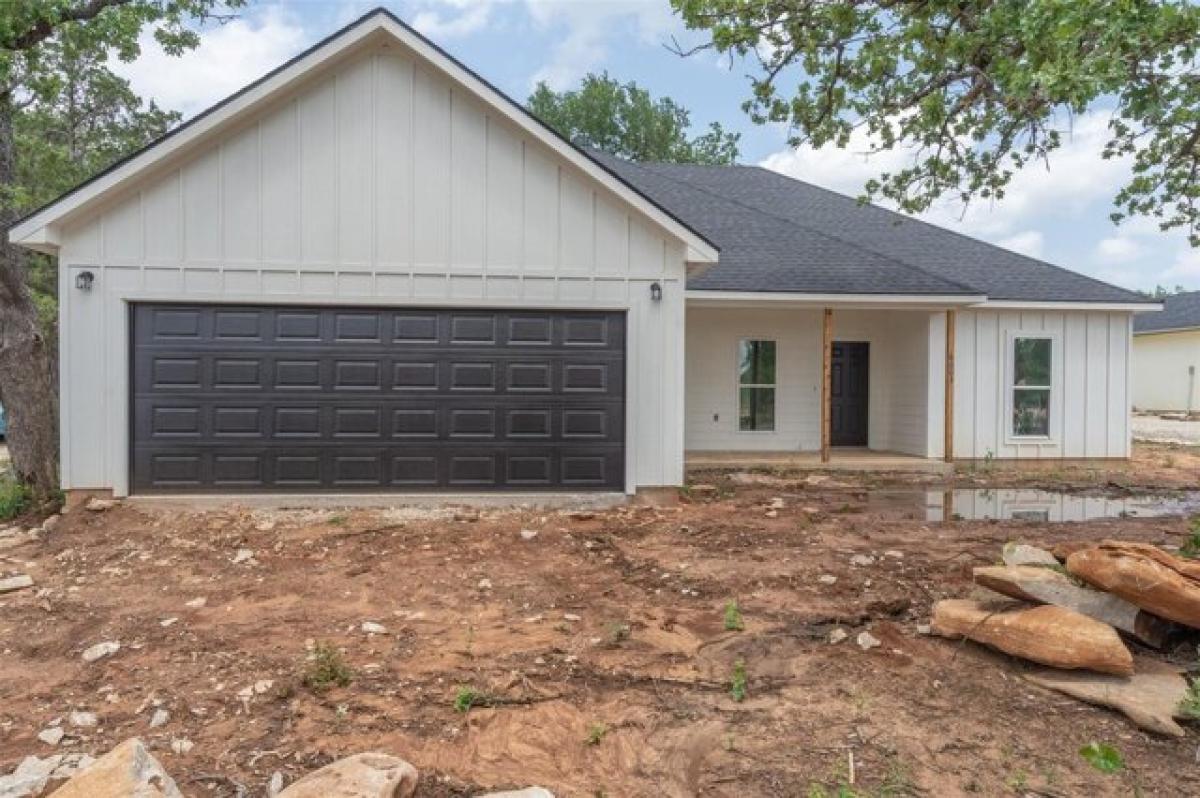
left=866, top=488, right=1200, bottom=523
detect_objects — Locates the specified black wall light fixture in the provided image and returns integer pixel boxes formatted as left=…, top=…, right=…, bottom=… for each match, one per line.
left=75, top=270, right=95, bottom=292
left=650, top=281, right=663, bottom=302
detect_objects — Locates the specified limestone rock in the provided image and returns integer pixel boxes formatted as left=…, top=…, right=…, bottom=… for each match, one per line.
left=0, top=575, right=33, bottom=594
left=973, top=565, right=1175, bottom=646
left=931, top=599, right=1134, bottom=675
left=1001, top=542, right=1059, bottom=568
left=1025, top=658, right=1191, bottom=737
left=856, top=631, right=881, bottom=650
left=276, top=753, right=418, bottom=798
left=1066, top=541, right=1200, bottom=628
left=81, top=641, right=120, bottom=663
left=68, top=712, right=97, bottom=728
left=84, top=498, right=118, bottom=512
left=0, top=753, right=95, bottom=798
left=477, top=790, right=555, bottom=798
left=51, top=738, right=181, bottom=798
left=36, top=728, right=63, bottom=747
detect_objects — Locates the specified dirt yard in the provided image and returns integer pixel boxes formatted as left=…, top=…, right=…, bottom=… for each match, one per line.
left=1, top=443, right=1197, bottom=797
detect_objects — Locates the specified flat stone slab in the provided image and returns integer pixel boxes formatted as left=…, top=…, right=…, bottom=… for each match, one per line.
left=0, top=574, right=33, bottom=594
left=973, top=565, right=1174, bottom=647
left=1025, top=658, right=1192, bottom=737
left=1067, top=541, right=1200, bottom=629
left=932, top=599, right=1134, bottom=675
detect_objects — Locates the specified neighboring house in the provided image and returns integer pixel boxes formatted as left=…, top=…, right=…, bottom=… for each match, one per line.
left=1132, top=291, right=1200, bottom=414
left=8, top=9, right=1159, bottom=498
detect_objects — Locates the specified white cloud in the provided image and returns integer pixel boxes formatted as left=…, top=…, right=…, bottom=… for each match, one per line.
left=760, top=111, right=1132, bottom=239
left=524, top=0, right=679, bottom=89
left=997, top=231, right=1044, bottom=259
left=1096, top=235, right=1144, bottom=263
left=110, top=6, right=309, bottom=117
left=411, top=0, right=496, bottom=39
left=1160, top=248, right=1200, bottom=281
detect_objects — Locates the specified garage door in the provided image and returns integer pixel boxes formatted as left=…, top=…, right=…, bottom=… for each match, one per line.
left=130, top=304, right=625, bottom=492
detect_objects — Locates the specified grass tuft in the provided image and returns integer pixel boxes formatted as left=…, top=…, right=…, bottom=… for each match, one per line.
left=302, top=642, right=353, bottom=692
left=730, top=659, right=747, bottom=703
left=0, top=477, right=29, bottom=522
left=723, top=599, right=745, bottom=632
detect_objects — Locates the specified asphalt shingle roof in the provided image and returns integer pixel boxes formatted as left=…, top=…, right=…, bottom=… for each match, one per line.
left=592, top=153, right=1151, bottom=304
left=1133, top=291, right=1200, bottom=333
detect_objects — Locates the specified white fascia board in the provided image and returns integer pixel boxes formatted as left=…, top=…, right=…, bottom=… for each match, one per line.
left=11, top=223, right=61, bottom=254
left=10, top=11, right=719, bottom=265
left=686, top=290, right=988, bottom=308
left=973, top=300, right=1162, bottom=312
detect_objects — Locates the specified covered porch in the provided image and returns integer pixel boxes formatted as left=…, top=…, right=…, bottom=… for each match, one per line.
left=683, top=292, right=975, bottom=468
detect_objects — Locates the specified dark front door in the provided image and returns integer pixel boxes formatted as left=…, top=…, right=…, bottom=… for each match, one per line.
left=831, top=342, right=869, bottom=447
left=130, top=304, right=626, bottom=492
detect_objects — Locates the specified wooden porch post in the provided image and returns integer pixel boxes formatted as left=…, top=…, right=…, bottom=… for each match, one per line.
left=944, top=308, right=956, bottom=462
left=821, top=308, right=833, bottom=463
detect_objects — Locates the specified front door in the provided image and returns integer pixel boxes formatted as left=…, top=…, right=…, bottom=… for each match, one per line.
left=831, top=342, right=869, bottom=447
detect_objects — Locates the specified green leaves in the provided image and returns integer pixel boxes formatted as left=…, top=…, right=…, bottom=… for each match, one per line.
left=1078, top=741, right=1125, bottom=774
left=528, top=72, right=740, bottom=165
left=672, top=0, right=1200, bottom=243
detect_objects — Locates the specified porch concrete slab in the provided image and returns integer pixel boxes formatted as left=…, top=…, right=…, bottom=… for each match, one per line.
left=686, top=450, right=953, bottom=476
left=127, top=492, right=629, bottom=512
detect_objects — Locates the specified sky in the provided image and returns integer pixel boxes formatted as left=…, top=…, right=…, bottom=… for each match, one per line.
left=109, top=0, right=1200, bottom=293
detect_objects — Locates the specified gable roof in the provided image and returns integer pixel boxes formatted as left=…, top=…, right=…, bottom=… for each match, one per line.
left=594, top=155, right=1155, bottom=305
left=1133, top=291, right=1200, bottom=333
left=9, top=7, right=718, bottom=264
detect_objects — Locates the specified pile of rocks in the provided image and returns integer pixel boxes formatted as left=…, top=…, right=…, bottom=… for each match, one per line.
left=0, top=737, right=554, bottom=798
left=930, top=539, right=1200, bottom=736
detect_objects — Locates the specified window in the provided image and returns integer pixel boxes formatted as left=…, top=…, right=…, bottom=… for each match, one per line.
left=738, top=339, right=776, bottom=431
left=1011, top=336, right=1052, bottom=437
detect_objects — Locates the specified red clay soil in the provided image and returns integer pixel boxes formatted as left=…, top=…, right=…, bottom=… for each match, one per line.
left=0, top=450, right=1198, bottom=796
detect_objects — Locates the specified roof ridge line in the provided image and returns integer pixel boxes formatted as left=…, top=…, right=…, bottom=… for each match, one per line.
left=636, top=161, right=982, bottom=296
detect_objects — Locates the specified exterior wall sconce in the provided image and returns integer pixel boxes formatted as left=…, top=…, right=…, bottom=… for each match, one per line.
left=650, top=281, right=662, bottom=302
left=75, top=270, right=95, bottom=292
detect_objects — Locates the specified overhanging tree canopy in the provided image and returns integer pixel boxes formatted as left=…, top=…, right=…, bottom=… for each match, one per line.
left=672, top=0, right=1200, bottom=242
left=0, top=0, right=243, bottom=499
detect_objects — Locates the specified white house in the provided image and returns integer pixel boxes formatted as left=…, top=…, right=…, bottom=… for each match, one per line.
left=1132, top=291, right=1200, bottom=414
left=9, top=9, right=1159, bottom=498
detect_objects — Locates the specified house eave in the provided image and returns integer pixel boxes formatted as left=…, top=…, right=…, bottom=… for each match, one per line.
left=685, top=290, right=987, bottom=309
left=975, top=299, right=1162, bottom=312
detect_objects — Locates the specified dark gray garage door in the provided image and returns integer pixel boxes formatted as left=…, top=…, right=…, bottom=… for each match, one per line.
left=130, top=304, right=625, bottom=492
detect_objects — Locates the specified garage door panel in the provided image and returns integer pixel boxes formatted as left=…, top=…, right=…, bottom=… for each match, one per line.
left=132, top=304, right=625, bottom=492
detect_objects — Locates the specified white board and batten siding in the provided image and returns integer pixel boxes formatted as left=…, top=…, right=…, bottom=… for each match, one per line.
left=1131, top=330, right=1200, bottom=413
left=684, top=305, right=1133, bottom=461
left=953, top=309, right=1133, bottom=459
left=57, top=43, right=689, bottom=495
left=684, top=306, right=943, bottom=457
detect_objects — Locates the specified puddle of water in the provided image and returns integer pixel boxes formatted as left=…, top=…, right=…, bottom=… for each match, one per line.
left=871, top=489, right=1200, bottom=523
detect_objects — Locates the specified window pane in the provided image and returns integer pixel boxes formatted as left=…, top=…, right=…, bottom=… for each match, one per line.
left=1014, top=338, right=1051, bottom=386
left=739, top=387, right=776, bottom=431
left=1013, top=388, right=1050, bottom=436
left=739, top=340, right=776, bottom=385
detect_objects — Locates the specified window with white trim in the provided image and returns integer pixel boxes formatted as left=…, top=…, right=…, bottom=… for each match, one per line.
left=738, top=339, right=776, bottom=431
left=1011, top=336, right=1052, bottom=437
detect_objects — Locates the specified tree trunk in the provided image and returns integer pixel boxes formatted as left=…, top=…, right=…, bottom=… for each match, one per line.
left=0, top=93, right=60, bottom=498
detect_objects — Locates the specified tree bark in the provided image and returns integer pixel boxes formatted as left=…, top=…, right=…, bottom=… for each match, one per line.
left=0, top=93, right=59, bottom=498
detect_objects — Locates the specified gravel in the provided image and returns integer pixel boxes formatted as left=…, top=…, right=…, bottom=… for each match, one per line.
left=1132, top=415, right=1200, bottom=446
